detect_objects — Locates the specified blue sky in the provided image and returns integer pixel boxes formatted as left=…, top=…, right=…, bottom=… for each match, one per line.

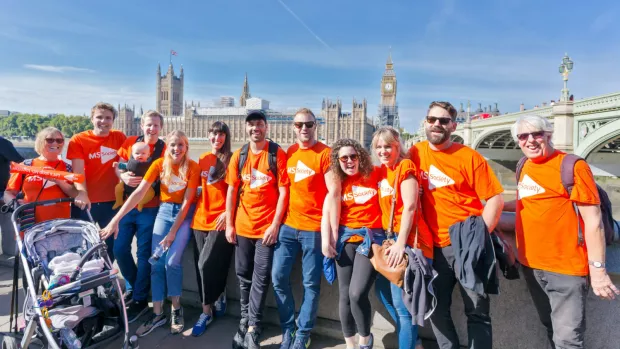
left=1, top=0, right=619, bottom=132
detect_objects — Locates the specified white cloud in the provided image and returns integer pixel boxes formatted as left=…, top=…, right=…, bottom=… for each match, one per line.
left=590, top=11, right=615, bottom=33
left=23, top=64, right=95, bottom=73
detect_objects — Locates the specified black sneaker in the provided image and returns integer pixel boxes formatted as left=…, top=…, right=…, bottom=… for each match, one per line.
left=127, top=301, right=149, bottom=324
left=123, top=290, right=134, bottom=306
left=232, top=318, right=248, bottom=349
left=244, top=327, right=261, bottom=349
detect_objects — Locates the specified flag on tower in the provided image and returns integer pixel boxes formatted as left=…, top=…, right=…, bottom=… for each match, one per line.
left=170, top=49, right=177, bottom=56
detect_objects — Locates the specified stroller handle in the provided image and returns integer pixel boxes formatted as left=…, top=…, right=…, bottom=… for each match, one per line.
left=11, top=197, right=94, bottom=224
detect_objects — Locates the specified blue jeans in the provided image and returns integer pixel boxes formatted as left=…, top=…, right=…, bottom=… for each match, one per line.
left=271, top=224, right=323, bottom=340
left=77, top=201, right=118, bottom=262
left=114, top=207, right=158, bottom=302
left=375, top=257, right=433, bottom=349
left=150, top=203, right=195, bottom=302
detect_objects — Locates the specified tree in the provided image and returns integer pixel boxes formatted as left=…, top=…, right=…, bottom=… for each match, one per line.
left=0, top=113, right=92, bottom=138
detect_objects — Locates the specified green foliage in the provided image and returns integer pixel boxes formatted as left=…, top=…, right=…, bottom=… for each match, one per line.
left=0, top=114, right=92, bottom=138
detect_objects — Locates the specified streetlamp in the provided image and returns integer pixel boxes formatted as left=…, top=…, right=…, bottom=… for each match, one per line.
left=559, top=53, right=574, bottom=102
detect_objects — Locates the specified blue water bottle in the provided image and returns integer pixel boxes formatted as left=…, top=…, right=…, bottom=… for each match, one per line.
left=148, top=245, right=166, bottom=265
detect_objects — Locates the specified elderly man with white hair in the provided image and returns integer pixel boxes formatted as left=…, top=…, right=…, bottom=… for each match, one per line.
left=504, top=114, right=619, bottom=349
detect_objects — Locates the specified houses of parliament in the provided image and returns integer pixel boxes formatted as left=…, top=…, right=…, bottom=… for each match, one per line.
left=113, top=55, right=400, bottom=149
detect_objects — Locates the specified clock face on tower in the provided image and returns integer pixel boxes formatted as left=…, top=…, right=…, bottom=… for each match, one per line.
left=384, top=82, right=393, bottom=92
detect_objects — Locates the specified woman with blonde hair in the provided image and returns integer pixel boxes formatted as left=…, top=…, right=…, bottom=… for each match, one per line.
left=328, top=138, right=385, bottom=349
left=372, top=126, right=433, bottom=349
left=101, top=130, right=201, bottom=337
left=4, top=127, right=77, bottom=223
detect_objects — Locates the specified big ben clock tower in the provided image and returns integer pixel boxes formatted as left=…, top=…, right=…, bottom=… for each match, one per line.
left=379, top=51, right=399, bottom=128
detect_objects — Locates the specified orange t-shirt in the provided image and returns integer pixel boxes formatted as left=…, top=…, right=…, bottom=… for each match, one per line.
left=409, top=141, right=504, bottom=248
left=516, top=151, right=600, bottom=276
left=226, top=142, right=289, bottom=239
left=339, top=170, right=382, bottom=230
left=283, top=142, right=331, bottom=232
left=377, top=160, right=433, bottom=258
left=66, top=130, right=127, bottom=203
left=192, top=153, right=228, bottom=231
left=117, top=136, right=167, bottom=209
left=6, top=159, right=71, bottom=223
left=143, top=158, right=201, bottom=204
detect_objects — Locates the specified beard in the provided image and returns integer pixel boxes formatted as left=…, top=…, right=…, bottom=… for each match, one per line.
left=425, top=126, right=450, bottom=145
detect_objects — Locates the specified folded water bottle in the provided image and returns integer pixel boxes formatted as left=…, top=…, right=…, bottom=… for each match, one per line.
left=60, top=328, right=82, bottom=349
left=148, top=245, right=166, bottom=265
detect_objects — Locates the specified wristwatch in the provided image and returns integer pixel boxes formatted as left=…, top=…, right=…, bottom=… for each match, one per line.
left=589, top=260, right=606, bottom=268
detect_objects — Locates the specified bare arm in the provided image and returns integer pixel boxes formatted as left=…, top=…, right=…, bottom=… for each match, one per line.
left=503, top=200, right=516, bottom=212
left=578, top=204, right=619, bottom=300
left=161, top=187, right=197, bottom=244
left=225, top=184, right=238, bottom=243
left=324, top=170, right=341, bottom=242
left=3, top=190, right=19, bottom=205
left=263, top=185, right=289, bottom=246
left=482, top=193, right=504, bottom=232
left=100, top=180, right=151, bottom=238
left=56, top=180, right=78, bottom=198
left=71, top=159, right=90, bottom=209
left=386, top=175, right=418, bottom=267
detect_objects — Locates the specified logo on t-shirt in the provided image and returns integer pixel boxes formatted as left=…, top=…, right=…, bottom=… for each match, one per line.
left=288, top=160, right=316, bottom=182
left=88, top=146, right=117, bottom=164
left=379, top=179, right=394, bottom=198
left=342, top=186, right=377, bottom=204
left=168, top=174, right=187, bottom=193
left=241, top=168, right=273, bottom=189
left=203, top=166, right=220, bottom=185
left=26, top=175, right=57, bottom=188
left=428, top=165, right=455, bottom=190
left=517, top=174, right=546, bottom=200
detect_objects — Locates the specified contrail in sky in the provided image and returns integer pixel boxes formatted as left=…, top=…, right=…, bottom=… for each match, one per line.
left=277, top=0, right=333, bottom=50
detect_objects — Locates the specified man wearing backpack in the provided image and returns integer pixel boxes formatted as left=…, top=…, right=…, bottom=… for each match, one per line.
left=112, top=110, right=166, bottom=323
left=505, top=115, right=619, bottom=349
left=226, top=110, right=290, bottom=349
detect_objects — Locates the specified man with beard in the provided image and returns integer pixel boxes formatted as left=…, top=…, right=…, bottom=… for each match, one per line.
left=271, top=108, right=340, bottom=349
left=226, top=110, right=290, bottom=349
left=409, top=101, right=504, bottom=349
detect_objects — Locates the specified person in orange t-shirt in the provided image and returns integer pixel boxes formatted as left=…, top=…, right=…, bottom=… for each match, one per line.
left=111, top=110, right=166, bottom=321
left=372, top=126, right=430, bottom=349
left=225, top=111, right=289, bottom=349
left=329, top=138, right=384, bottom=349
left=101, top=130, right=200, bottom=336
left=503, top=115, right=619, bottom=348
left=409, top=101, right=504, bottom=349
left=189, top=121, right=235, bottom=336
left=271, top=108, right=340, bottom=348
left=4, top=127, right=77, bottom=224
left=66, top=102, right=126, bottom=262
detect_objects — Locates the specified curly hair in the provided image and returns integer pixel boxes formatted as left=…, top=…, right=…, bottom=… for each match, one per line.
left=330, top=138, right=374, bottom=182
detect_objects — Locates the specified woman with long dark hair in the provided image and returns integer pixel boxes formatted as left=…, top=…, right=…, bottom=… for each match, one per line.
left=190, top=121, right=235, bottom=336
left=328, top=138, right=385, bottom=349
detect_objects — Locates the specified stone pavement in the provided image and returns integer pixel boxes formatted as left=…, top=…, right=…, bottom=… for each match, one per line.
left=0, top=262, right=439, bottom=349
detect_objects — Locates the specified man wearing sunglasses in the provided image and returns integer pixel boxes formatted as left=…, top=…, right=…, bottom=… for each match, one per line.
left=271, top=108, right=340, bottom=349
left=504, top=115, right=618, bottom=349
left=409, top=101, right=504, bottom=349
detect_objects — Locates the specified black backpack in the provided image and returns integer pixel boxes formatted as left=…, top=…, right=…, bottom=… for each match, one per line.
left=235, top=141, right=280, bottom=210
left=126, top=136, right=165, bottom=197
left=516, top=154, right=620, bottom=246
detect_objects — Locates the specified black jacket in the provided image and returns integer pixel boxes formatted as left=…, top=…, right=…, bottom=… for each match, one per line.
left=448, top=216, right=500, bottom=295
left=402, top=246, right=438, bottom=326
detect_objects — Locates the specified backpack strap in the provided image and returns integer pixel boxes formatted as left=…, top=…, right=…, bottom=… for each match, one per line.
left=267, top=141, right=279, bottom=183
left=560, top=154, right=586, bottom=246
left=238, top=143, right=250, bottom=182
left=151, top=139, right=165, bottom=160
left=515, top=156, right=527, bottom=183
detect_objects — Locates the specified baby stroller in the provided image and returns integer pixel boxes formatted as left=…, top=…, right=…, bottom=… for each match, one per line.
left=3, top=198, right=136, bottom=349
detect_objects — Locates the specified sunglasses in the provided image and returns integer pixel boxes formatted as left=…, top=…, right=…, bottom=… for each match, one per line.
left=517, top=131, right=545, bottom=141
left=294, top=121, right=316, bottom=129
left=426, top=116, right=452, bottom=125
left=45, top=138, right=64, bottom=144
left=339, top=154, right=359, bottom=162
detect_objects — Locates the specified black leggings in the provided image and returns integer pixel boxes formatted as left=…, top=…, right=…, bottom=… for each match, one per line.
left=335, top=242, right=378, bottom=338
left=193, top=229, right=234, bottom=305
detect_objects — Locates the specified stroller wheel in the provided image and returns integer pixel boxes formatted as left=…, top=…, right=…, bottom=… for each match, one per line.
left=1, top=335, right=18, bottom=349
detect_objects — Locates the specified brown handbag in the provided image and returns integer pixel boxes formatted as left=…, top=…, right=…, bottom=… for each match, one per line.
left=369, top=166, right=411, bottom=288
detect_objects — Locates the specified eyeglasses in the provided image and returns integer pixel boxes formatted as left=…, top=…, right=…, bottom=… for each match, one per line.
left=339, top=154, right=359, bottom=162
left=426, top=116, right=452, bottom=125
left=517, top=131, right=545, bottom=141
left=45, top=138, right=64, bottom=144
left=294, top=121, right=316, bottom=129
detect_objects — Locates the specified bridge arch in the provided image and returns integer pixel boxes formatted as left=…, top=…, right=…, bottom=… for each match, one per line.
left=472, top=127, right=518, bottom=150
left=575, top=118, right=620, bottom=159
left=451, top=134, right=464, bottom=144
